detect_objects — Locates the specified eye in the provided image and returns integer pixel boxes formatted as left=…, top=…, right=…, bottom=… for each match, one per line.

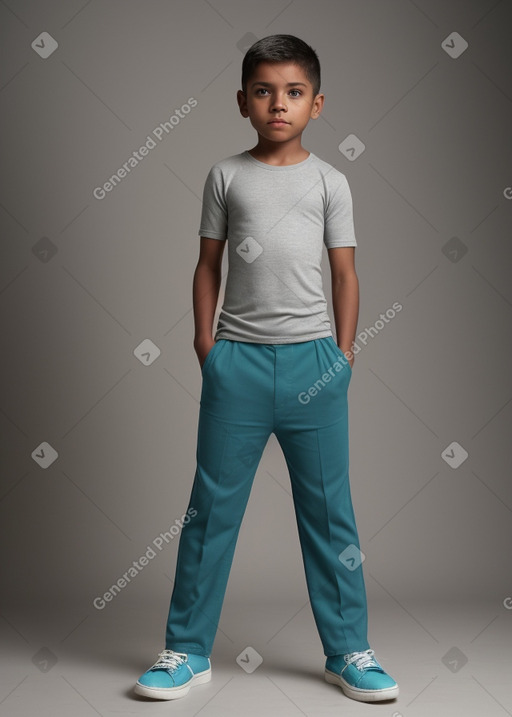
left=255, top=88, right=269, bottom=96
left=289, top=89, right=302, bottom=97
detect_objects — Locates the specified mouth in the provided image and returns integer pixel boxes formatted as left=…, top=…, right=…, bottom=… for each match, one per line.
left=268, top=120, right=290, bottom=126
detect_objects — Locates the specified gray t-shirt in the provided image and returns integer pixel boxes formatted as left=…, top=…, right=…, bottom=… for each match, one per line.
left=198, top=150, right=357, bottom=344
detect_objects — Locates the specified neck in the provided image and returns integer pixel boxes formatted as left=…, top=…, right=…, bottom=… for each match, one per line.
left=248, top=137, right=309, bottom=166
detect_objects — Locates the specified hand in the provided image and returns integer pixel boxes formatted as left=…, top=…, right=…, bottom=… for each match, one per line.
left=340, top=347, right=354, bottom=370
left=194, top=335, right=215, bottom=368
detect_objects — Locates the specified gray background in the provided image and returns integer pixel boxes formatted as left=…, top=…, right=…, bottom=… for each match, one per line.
left=1, top=1, right=511, bottom=715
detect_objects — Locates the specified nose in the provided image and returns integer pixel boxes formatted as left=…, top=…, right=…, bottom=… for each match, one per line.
left=270, top=93, right=287, bottom=113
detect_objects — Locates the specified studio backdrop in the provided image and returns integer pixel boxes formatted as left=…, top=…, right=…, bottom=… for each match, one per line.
left=1, top=0, right=511, bottom=663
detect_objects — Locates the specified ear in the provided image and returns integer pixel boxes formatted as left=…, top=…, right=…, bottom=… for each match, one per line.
left=310, top=93, right=325, bottom=120
left=237, top=89, right=249, bottom=118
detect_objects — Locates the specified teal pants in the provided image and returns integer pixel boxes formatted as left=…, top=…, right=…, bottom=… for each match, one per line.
left=165, top=337, right=370, bottom=657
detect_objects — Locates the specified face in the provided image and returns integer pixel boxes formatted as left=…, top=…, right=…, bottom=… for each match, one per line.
left=237, top=61, right=324, bottom=144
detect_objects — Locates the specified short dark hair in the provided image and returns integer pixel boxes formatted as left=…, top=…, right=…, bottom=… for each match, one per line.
left=241, top=34, right=321, bottom=97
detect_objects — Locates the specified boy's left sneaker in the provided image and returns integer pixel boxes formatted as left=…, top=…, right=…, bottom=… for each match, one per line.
left=325, top=648, right=399, bottom=702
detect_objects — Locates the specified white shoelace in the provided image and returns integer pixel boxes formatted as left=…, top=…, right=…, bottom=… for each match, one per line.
left=345, top=649, right=381, bottom=671
left=150, top=649, right=187, bottom=672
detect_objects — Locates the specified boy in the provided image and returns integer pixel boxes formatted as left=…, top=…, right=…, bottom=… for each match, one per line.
left=135, top=34, right=398, bottom=704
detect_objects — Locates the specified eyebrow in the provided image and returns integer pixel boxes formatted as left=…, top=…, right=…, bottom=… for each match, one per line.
left=250, top=81, right=308, bottom=88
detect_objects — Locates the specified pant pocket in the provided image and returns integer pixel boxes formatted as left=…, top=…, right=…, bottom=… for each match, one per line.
left=201, top=339, right=224, bottom=376
left=326, top=336, right=352, bottom=376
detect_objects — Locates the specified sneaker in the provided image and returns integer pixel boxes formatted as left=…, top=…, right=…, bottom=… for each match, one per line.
left=134, top=649, right=211, bottom=700
left=325, top=648, right=399, bottom=702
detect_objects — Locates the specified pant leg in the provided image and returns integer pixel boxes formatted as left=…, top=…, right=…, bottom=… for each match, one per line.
left=273, top=336, right=370, bottom=656
left=165, top=339, right=273, bottom=657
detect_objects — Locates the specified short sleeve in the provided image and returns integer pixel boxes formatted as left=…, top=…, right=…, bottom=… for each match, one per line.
left=198, top=165, right=228, bottom=240
left=323, top=173, right=357, bottom=249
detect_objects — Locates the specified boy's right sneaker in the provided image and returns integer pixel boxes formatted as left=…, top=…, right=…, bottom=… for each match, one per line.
left=134, top=649, right=211, bottom=700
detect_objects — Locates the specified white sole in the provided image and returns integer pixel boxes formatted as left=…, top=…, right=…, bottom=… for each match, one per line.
left=134, top=668, right=211, bottom=700
left=325, top=668, right=399, bottom=702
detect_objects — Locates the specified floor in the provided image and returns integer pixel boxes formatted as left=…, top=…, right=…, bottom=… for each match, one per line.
left=1, top=597, right=510, bottom=716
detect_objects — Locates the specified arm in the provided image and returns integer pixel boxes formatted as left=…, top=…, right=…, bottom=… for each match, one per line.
left=193, top=237, right=226, bottom=367
left=327, top=246, right=359, bottom=368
